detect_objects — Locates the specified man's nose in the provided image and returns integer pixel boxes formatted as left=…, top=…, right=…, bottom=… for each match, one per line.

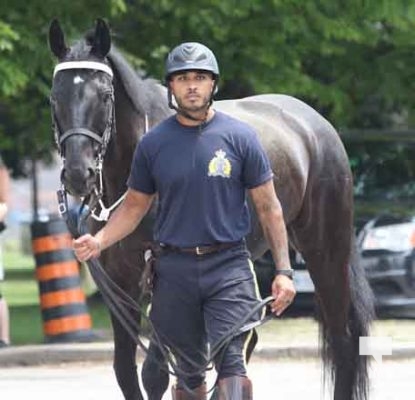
left=187, top=83, right=198, bottom=92
left=187, top=78, right=198, bottom=88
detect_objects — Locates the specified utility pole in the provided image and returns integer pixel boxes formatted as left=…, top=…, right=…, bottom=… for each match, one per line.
left=31, top=156, right=39, bottom=222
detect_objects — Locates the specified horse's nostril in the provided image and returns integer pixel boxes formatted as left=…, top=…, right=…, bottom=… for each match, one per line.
left=87, top=167, right=95, bottom=179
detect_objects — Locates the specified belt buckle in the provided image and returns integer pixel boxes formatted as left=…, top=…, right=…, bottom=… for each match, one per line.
left=195, top=246, right=203, bottom=255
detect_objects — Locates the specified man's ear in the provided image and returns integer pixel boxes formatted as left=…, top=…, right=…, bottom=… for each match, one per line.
left=213, top=80, right=218, bottom=95
left=168, top=79, right=174, bottom=91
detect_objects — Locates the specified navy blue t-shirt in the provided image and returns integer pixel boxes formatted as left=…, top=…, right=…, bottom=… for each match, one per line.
left=127, top=111, right=273, bottom=247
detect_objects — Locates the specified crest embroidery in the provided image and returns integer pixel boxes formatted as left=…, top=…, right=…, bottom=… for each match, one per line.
left=208, top=149, right=232, bottom=178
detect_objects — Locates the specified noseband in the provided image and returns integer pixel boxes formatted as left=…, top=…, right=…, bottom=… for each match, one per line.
left=52, top=60, right=117, bottom=220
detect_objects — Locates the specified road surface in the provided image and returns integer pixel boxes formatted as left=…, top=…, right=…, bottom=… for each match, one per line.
left=0, top=358, right=412, bottom=399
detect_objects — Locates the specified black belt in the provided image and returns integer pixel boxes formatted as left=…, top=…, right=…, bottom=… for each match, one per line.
left=160, top=241, right=242, bottom=256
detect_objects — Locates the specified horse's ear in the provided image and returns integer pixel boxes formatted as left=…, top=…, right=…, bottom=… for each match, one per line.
left=49, top=19, right=68, bottom=59
left=90, top=18, right=111, bottom=59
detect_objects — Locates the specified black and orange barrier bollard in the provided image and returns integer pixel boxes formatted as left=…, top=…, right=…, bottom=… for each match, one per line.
left=31, top=216, right=95, bottom=343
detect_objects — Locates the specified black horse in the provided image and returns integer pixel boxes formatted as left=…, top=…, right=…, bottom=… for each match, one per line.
left=49, top=19, right=374, bottom=400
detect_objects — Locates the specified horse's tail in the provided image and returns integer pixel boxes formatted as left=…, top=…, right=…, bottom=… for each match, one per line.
left=319, top=239, right=375, bottom=400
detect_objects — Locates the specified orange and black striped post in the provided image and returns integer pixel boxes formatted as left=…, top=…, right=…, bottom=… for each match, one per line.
left=31, top=217, right=95, bottom=343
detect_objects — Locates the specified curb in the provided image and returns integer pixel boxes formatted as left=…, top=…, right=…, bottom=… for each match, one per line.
left=252, top=344, right=318, bottom=360
left=1, top=342, right=415, bottom=367
left=0, top=342, right=115, bottom=367
left=252, top=344, right=415, bottom=361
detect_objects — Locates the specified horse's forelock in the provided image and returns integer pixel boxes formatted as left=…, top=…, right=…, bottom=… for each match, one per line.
left=65, top=40, right=92, bottom=62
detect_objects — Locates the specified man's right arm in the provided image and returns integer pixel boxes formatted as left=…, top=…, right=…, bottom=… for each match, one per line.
left=73, top=188, right=154, bottom=261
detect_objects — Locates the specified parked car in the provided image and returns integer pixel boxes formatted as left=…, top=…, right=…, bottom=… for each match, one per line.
left=357, top=214, right=415, bottom=318
left=254, top=141, right=415, bottom=318
left=353, top=140, right=415, bottom=318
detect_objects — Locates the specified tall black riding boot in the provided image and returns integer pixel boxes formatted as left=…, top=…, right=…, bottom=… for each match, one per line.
left=171, top=383, right=207, bottom=400
left=217, top=376, right=253, bottom=400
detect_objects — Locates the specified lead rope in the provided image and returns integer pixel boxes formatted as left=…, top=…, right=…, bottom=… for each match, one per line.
left=57, top=134, right=278, bottom=396
left=59, top=189, right=277, bottom=395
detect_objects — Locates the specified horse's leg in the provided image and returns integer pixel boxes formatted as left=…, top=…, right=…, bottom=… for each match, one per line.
left=111, top=314, right=144, bottom=400
left=290, top=177, right=374, bottom=400
left=110, top=303, right=170, bottom=400
left=141, top=341, right=170, bottom=400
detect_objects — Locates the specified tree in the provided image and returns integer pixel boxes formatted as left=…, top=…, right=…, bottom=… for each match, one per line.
left=112, top=0, right=415, bottom=127
left=0, top=0, right=414, bottom=175
left=0, top=0, right=126, bottom=175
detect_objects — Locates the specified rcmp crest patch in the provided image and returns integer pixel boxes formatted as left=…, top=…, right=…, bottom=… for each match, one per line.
left=208, top=149, right=232, bottom=178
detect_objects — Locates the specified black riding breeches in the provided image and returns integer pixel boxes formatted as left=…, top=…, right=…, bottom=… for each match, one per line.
left=149, top=243, right=263, bottom=389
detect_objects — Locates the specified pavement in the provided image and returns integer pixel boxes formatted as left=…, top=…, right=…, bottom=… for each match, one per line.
left=1, top=335, right=415, bottom=367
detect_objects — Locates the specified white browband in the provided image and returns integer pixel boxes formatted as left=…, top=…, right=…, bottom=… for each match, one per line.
left=53, top=61, right=113, bottom=78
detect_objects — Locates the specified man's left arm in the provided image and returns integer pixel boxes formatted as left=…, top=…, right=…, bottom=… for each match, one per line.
left=249, top=179, right=296, bottom=316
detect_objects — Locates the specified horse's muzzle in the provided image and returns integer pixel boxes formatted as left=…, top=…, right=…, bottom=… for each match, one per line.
left=61, top=166, right=96, bottom=197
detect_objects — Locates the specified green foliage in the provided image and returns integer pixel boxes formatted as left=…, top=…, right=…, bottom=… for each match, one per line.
left=0, top=0, right=414, bottom=175
left=112, top=0, right=414, bottom=129
left=0, top=21, right=27, bottom=96
left=0, top=0, right=127, bottom=175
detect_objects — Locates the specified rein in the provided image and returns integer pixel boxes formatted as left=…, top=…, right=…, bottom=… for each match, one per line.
left=58, top=187, right=275, bottom=392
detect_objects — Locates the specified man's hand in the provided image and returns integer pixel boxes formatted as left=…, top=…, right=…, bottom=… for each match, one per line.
left=270, top=275, right=296, bottom=316
left=0, top=203, right=7, bottom=221
left=73, top=234, right=101, bottom=262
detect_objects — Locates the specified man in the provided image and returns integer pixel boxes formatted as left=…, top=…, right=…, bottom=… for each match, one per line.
left=74, top=42, right=296, bottom=400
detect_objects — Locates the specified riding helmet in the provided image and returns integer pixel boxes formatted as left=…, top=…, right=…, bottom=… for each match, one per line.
left=165, top=42, right=219, bottom=81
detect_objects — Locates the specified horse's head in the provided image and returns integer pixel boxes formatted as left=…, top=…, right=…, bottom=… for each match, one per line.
left=49, top=19, right=114, bottom=198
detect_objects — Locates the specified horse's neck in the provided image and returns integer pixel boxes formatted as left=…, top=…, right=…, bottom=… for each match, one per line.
left=101, top=80, right=142, bottom=201
left=103, top=49, right=171, bottom=202
left=103, top=78, right=170, bottom=202
left=112, top=75, right=169, bottom=145
left=115, top=78, right=146, bottom=148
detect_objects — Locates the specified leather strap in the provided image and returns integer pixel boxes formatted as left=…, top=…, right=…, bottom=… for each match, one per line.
left=160, top=241, right=242, bottom=256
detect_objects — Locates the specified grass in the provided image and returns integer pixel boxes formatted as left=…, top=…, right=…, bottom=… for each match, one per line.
left=257, top=317, right=319, bottom=346
left=256, top=316, right=415, bottom=346
left=3, top=238, right=415, bottom=346
left=2, top=240, right=112, bottom=345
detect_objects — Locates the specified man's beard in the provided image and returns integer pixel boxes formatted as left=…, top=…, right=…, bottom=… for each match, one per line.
left=176, top=95, right=210, bottom=113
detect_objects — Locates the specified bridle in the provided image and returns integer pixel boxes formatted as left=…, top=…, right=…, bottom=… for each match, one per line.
left=52, top=61, right=115, bottom=160
left=51, top=60, right=119, bottom=221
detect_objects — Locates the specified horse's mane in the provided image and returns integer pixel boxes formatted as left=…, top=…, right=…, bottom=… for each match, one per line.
left=107, top=48, right=152, bottom=112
